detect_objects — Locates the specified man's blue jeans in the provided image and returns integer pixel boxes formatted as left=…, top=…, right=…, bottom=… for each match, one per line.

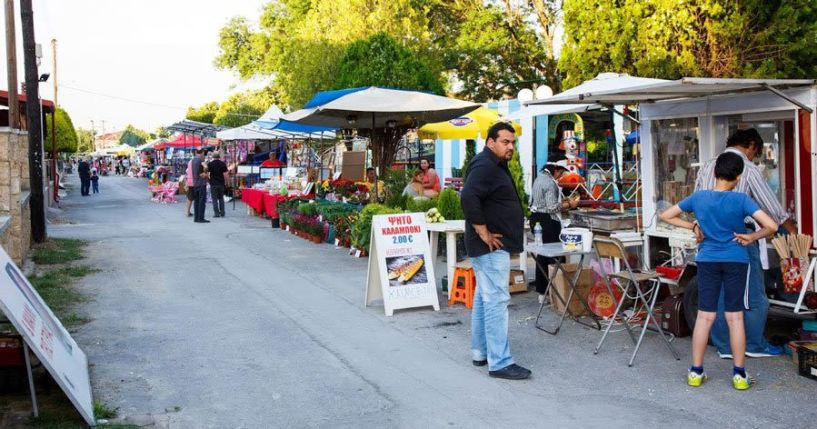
left=710, top=240, right=770, bottom=354
left=470, top=250, right=514, bottom=371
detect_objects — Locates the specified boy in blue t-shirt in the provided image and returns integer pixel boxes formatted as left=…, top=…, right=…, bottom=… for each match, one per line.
left=660, top=152, right=777, bottom=390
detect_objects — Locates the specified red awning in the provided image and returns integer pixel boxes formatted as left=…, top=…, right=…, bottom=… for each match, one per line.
left=0, top=90, right=55, bottom=113
left=154, top=134, right=204, bottom=150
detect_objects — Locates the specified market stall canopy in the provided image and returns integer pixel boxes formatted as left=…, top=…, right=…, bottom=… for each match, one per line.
left=99, top=144, right=134, bottom=156
left=137, top=139, right=163, bottom=152
left=528, top=76, right=816, bottom=111
left=216, top=124, right=287, bottom=141
left=526, top=73, right=670, bottom=106
left=154, top=134, right=205, bottom=150
left=418, top=107, right=522, bottom=140
left=281, top=86, right=480, bottom=129
left=252, top=104, right=337, bottom=137
left=165, top=119, right=226, bottom=138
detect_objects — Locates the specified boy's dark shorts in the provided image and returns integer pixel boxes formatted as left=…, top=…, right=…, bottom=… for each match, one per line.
left=186, top=187, right=195, bottom=201
left=696, top=262, right=749, bottom=312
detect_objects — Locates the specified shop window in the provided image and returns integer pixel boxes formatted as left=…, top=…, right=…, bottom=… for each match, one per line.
left=651, top=118, right=699, bottom=224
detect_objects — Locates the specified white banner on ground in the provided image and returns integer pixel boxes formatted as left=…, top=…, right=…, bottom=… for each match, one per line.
left=0, top=248, right=95, bottom=426
left=365, top=213, right=440, bottom=316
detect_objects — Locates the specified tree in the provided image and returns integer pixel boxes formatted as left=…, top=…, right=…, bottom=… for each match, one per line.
left=509, top=142, right=530, bottom=217
left=154, top=127, right=171, bottom=139
left=119, top=124, right=151, bottom=147
left=76, top=128, right=94, bottom=153
left=44, top=107, right=78, bottom=153
left=186, top=101, right=220, bottom=124
left=558, top=0, right=817, bottom=88
left=212, top=87, right=279, bottom=128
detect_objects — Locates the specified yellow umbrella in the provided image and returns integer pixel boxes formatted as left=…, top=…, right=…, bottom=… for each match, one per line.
left=115, top=145, right=135, bottom=156
left=418, top=107, right=522, bottom=140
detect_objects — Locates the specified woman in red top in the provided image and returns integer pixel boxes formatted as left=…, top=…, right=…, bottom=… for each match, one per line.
left=418, top=159, right=440, bottom=198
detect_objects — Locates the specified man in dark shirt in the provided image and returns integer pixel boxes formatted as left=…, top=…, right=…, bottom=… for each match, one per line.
left=77, top=158, right=91, bottom=196
left=191, top=149, right=209, bottom=223
left=460, top=122, right=530, bottom=380
left=208, top=151, right=228, bottom=218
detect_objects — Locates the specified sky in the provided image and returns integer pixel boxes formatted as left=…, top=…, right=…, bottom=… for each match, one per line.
left=0, top=0, right=268, bottom=134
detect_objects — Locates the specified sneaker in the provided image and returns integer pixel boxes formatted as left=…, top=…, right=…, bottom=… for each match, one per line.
left=687, top=370, right=707, bottom=387
left=732, top=372, right=753, bottom=390
left=718, top=351, right=733, bottom=359
left=746, top=344, right=784, bottom=358
left=472, top=359, right=487, bottom=367
left=489, top=364, right=531, bottom=380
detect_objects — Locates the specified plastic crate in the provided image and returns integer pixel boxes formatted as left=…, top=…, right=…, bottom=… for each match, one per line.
left=797, top=346, right=817, bottom=381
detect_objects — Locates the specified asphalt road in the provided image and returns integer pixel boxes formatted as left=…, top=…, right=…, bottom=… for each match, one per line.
left=49, top=174, right=816, bottom=429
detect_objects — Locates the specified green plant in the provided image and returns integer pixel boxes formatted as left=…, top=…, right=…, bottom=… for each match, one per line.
left=351, top=204, right=402, bottom=251
left=436, top=188, right=464, bottom=220
left=385, top=192, right=411, bottom=211
left=461, top=139, right=477, bottom=180
left=32, top=238, right=86, bottom=265
left=406, top=196, right=438, bottom=214
left=94, top=401, right=118, bottom=419
left=297, top=203, right=318, bottom=216
left=509, top=143, right=530, bottom=217
left=381, top=167, right=412, bottom=205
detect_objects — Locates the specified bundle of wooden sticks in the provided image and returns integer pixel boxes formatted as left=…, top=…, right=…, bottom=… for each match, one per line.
left=771, top=234, right=813, bottom=259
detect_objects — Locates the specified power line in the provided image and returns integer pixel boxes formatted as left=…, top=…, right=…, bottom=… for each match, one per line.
left=58, top=84, right=265, bottom=118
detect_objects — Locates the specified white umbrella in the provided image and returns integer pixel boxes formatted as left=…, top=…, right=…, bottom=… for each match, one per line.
left=281, top=87, right=480, bottom=129
left=526, top=73, right=670, bottom=105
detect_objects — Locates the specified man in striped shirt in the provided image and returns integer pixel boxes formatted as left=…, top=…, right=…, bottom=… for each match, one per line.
left=694, top=128, right=795, bottom=358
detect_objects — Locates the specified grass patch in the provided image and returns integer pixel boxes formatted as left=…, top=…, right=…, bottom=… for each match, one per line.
left=32, top=239, right=87, bottom=265
left=31, top=410, right=138, bottom=428
left=94, top=400, right=117, bottom=419
left=28, top=266, right=98, bottom=313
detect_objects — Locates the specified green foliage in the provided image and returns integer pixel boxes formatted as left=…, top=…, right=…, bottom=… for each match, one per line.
left=186, top=101, right=220, bottom=124
left=406, top=196, right=438, bottom=214
left=297, top=202, right=318, bottom=216
left=44, top=107, right=78, bottom=153
left=559, top=0, right=817, bottom=88
left=154, top=126, right=171, bottom=139
left=214, top=1, right=557, bottom=104
left=436, top=188, right=464, bottom=220
left=212, top=87, right=281, bottom=128
left=509, top=144, right=530, bottom=217
left=119, top=124, right=151, bottom=148
left=385, top=192, right=411, bottom=211
left=351, top=203, right=401, bottom=251
left=333, top=33, right=444, bottom=94
left=381, top=167, right=412, bottom=208
left=76, top=128, right=93, bottom=153
left=461, top=139, right=476, bottom=181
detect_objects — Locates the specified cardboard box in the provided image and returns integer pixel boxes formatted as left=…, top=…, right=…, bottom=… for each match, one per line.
left=509, top=269, right=528, bottom=294
left=548, top=263, right=593, bottom=316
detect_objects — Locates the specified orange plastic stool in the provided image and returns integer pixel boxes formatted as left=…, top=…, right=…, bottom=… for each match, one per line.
left=449, top=266, right=476, bottom=309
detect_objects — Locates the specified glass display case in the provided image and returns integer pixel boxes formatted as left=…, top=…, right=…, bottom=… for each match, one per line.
left=651, top=118, right=700, bottom=224
left=727, top=117, right=785, bottom=207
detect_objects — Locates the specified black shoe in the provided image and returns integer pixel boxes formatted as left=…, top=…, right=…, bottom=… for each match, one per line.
left=473, top=359, right=488, bottom=367
left=195, top=219, right=211, bottom=223
left=489, top=364, right=531, bottom=380
left=187, top=213, right=193, bottom=217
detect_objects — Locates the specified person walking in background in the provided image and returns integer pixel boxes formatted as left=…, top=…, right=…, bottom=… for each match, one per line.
left=184, top=158, right=195, bottom=217
left=528, top=160, right=578, bottom=302
left=90, top=170, right=100, bottom=194
left=695, top=129, right=794, bottom=359
left=208, top=151, right=228, bottom=218
left=460, top=122, right=531, bottom=380
left=662, top=152, right=778, bottom=390
left=78, top=157, right=91, bottom=196
left=191, top=149, right=209, bottom=223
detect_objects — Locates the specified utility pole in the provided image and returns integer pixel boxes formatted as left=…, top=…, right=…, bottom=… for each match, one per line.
left=4, top=0, right=19, bottom=128
left=20, top=0, right=45, bottom=242
left=51, top=39, right=57, bottom=203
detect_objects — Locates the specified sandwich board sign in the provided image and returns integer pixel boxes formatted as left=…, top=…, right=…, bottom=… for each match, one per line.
left=0, top=247, right=95, bottom=426
left=365, top=213, right=440, bottom=316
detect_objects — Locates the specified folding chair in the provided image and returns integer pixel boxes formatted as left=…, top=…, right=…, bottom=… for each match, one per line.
left=593, top=236, right=680, bottom=366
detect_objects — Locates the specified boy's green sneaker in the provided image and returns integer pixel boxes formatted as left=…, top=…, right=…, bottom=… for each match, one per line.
left=732, top=373, right=753, bottom=390
left=687, top=370, right=706, bottom=387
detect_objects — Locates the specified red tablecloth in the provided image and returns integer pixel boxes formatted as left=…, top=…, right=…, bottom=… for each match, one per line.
left=263, top=193, right=286, bottom=219
left=241, top=188, right=265, bottom=214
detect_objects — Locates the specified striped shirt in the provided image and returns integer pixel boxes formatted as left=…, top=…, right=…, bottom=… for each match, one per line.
left=694, top=147, right=789, bottom=224
left=530, top=170, right=562, bottom=221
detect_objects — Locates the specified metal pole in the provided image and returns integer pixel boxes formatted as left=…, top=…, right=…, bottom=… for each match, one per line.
left=23, top=342, right=39, bottom=418
left=51, top=39, right=57, bottom=203
left=21, top=0, right=46, bottom=242
left=4, top=0, right=19, bottom=129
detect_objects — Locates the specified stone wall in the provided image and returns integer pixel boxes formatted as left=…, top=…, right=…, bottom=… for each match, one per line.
left=0, top=128, right=31, bottom=264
